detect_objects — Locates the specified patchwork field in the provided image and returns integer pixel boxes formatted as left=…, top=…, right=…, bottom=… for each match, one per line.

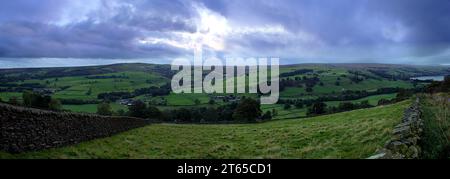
left=2, top=63, right=443, bottom=117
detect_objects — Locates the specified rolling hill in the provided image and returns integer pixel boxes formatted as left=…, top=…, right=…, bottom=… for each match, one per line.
left=0, top=63, right=447, bottom=118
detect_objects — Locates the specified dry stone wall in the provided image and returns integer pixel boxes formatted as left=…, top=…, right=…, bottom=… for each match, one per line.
left=368, top=98, right=423, bottom=159
left=0, top=103, right=150, bottom=153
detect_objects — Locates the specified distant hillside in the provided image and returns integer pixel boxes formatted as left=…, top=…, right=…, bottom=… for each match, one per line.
left=0, top=63, right=446, bottom=117
left=0, top=63, right=448, bottom=82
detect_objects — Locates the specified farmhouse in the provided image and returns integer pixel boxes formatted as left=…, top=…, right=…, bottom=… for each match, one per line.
left=118, top=99, right=135, bottom=106
left=33, top=88, right=56, bottom=95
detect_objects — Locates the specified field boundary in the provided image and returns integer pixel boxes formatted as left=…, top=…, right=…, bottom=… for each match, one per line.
left=368, top=97, right=423, bottom=159
left=0, top=102, right=150, bottom=153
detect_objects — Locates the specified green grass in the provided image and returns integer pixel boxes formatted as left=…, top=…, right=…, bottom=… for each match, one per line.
left=420, top=93, right=450, bottom=159
left=22, top=71, right=167, bottom=100
left=0, top=92, right=22, bottom=102
left=260, top=93, right=397, bottom=120
left=280, top=80, right=411, bottom=98
left=0, top=100, right=410, bottom=159
left=325, top=93, right=397, bottom=107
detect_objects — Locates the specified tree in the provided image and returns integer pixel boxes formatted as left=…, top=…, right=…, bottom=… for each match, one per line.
left=262, top=111, right=272, bottom=120
left=208, top=99, right=216, bottom=105
left=396, top=89, right=413, bottom=101
left=202, top=107, right=219, bottom=122
left=22, top=90, right=34, bottom=107
left=194, top=99, right=201, bottom=105
left=283, top=103, right=292, bottom=110
left=8, top=97, right=19, bottom=105
left=271, top=109, right=278, bottom=117
left=306, top=87, right=313, bottom=93
left=338, top=102, right=355, bottom=111
left=359, top=100, right=372, bottom=108
left=86, top=87, right=92, bottom=96
left=128, top=100, right=147, bottom=118
left=425, top=81, right=442, bottom=94
left=335, top=81, right=340, bottom=86
left=146, top=104, right=161, bottom=119
left=232, top=98, right=262, bottom=122
left=307, top=102, right=327, bottom=115
left=48, top=99, right=62, bottom=111
left=22, top=90, right=51, bottom=109
left=97, top=102, right=113, bottom=116
left=294, top=101, right=304, bottom=109
left=117, top=109, right=126, bottom=116
left=377, top=99, right=391, bottom=106
left=175, top=108, right=192, bottom=122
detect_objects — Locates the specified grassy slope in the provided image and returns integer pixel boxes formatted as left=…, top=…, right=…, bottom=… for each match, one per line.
left=420, top=93, right=450, bottom=159
left=0, top=100, right=410, bottom=159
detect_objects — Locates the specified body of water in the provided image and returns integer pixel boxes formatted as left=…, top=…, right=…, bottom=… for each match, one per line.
left=410, top=76, right=445, bottom=81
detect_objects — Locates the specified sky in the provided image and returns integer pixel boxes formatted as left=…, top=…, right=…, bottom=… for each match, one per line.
left=1, top=0, right=450, bottom=67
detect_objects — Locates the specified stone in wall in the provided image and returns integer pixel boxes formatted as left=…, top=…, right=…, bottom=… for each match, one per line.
left=0, top=103, right=150, bottom=153
left=368, top=98, right=423, bottom=159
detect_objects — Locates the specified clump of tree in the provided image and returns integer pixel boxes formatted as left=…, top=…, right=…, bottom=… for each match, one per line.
left=262, top=111, right=272, bottom=120
left=396, top=89, right=414, bottom=101
left=279, top=76, right=320, bottom=91
left=307, top=102, right=327, bottom=116
left=307, top=100, right=376, bottom=116
left=157, top=98, right=265, bottom=123
left=128, top=100, right=161, bottom=119
left=294, top=100, right=304, bottom=109
left=98, top=83, right=171, bottom=102
left=97, top=102, right=113, bottom=116
left=86, top=87, right=92, bottom=96
left=425, top=76, right=450, bottom=93
left=327, top=100, right=373, bottom=114
left=232, top=98, right=262, bottom=122
left=48, top=98, right=62, bottom=111
left=284, top=103, right=292, bottom=110
left=377, top=99, right=393, bottom=106
left=22, top=90, right=61, bottom=111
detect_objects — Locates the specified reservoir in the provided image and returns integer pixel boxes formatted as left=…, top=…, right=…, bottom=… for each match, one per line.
left=410, top=76, right=445, bottom=81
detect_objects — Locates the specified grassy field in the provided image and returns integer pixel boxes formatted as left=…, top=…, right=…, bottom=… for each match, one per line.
left=0, top=100, right=410, bottom=159
left=325, top=93, right=397, bottom=107
left=0, top=63, right=431, bottom=114
left=21, top=71, right=168, bottom=100
left=0, top=92, right=22, bottom=102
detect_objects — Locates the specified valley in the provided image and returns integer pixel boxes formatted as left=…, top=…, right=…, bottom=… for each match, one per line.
left=0, top=63, right=448, bottom=159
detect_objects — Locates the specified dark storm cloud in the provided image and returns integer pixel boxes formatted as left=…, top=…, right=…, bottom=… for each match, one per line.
left=0, top=0, right=449, bottom=65
left=0, top=0, right=196, bottom=59
left=206, top=0, right=450, bottom=60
